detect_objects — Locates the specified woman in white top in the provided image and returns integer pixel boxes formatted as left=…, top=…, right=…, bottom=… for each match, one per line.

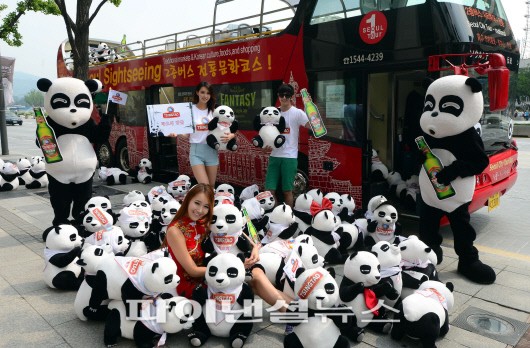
left=180, top=82, right=235, bottom=186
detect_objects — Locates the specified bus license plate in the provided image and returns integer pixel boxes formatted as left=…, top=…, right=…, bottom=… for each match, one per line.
left=488, top=192, right=500, bottom=212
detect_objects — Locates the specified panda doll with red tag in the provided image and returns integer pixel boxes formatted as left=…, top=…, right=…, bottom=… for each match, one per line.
left=417, top=75, right=495, bottom=284
left=207, top=105, right=238, bottom=151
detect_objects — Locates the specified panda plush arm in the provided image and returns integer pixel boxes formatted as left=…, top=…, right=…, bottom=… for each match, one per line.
left=192, top=284, right=208, bottom=305
left=29, top=171, right=47, bottom=179
left=253, top=115, right=263, bottom=131
left=229, top=119, right=239, bottom=133
left=207, top=117, right=219, bottom=131
left=201, top=237, right=215, bottom=254
left=133, top=322, right=160, bottom=347
left=236, top=234, right=252, bottom=253
left=278, top=222, right=299, bottom=240
left=276, top=116, right=286, bottom=133
left=48, top=246, right=82, bottom=268
left=368, top=281, right=393, bottom=298
left=339, top=277, right=365, bottom=303
left=236, top=283, right=254, bottom=306
left=293, top=210, right=313, bottom=225
left=305, top=226, right=336, bottom=245
left=425, top=129, right=488, bottom=185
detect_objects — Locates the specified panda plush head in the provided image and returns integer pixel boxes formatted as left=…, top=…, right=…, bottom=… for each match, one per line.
left=128, top=200, right=153, bottom=216
left=324, top=192, right=343, bottom=215
left=30, top=156, right=44, bottom=166
left=269, top=203, right=295, bottom=225
left=372, top=201, right=398, bottom=227
left=119, top=205, right=151, bottom=238
left=340, top=194, right=355, bottom=214
left=293, top=234, right=314, bottom=247
left=83, top=207, right=114, bottom=233
left=123, top=190, right=146, bottom=206
left=213, top=105, right=235, bottom=124
left=151, top=194, right=173, bottom=216
left=37, top=77, right=100, bottom=129
left=399, top=235, right=437, bottom=266
left=294, top=193, right=313, bottom=213
left=44, top=224, right=83, bottom=251
left=256, top=191, right=275, bottom=211
left=312, top=210, right=337, bottom=232
left=307, top=189, right=324, bottom=205
left=240, top=197, right=264, bottom=220
left=295, top=243, right=324, bottom=270
left=294, top=267, right=338, bottom=309
left=85, top=196, right=112, bottom=212
left=215, top=183, right=236, bottom=203
left=167, top=175, right=191, bottom=198
left=160, top=200, right=181, bottom=225
left=259, top=106, right=281, bottom=125
left=344, top=251, right=381, bottom=287
left=205, top=253, right=246, bottom=291
left=148, top=185, right=170, bottom=204
left=139, top=158, right=152, bottom=170
left=16, top=157, right=31, bottom=172
left=371, top=241, right=402, bottom=268
left=158, top=296, right=195, bottom=333
left=77, top=244, right=113, bottom=274
left=420, top=75, right=483, bottom=139
left=2, top=162, right=19, bottom=175
left=143, top=257, right=180, bottom=293
left=31, top=157, right=46, bottom=173
left=239, top=184, right=259, bottom=202
left=210, top=204, right=244, bottom=237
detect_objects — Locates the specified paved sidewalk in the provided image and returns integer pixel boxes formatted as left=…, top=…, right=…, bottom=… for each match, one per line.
left=1, top=177, right=530, bottom=347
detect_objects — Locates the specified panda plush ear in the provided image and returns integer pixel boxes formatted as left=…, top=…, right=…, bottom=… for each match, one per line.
left=168, top=300, right=176, bottom=312
left=151, top=262, right=159, bottom=273
left=298, top=245, right=303, bottom=256
left=465, top=77, right=482, bottom=93
left=446, top=282, right=454, bottom=292
left=372, top=251, right=378, bottom=258
left=327, top=267, right=336, bottom=278
left=295, top=267, right=306, bottom=278
left=85, top=79, right=101, bottom=93
left=349, top=251, right=358, bottom=260
left=236, top=252, right=246, bottom=264
left=37, top=78, right=53, bottom=92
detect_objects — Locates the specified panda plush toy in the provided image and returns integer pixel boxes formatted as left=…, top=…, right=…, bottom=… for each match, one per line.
left=16, top=157, right=32, bottom=185
left=207, top=105, right=238, bottom=151
left=391, top=280, right=455, bottom=348
left=167, top=174, right=191, bottom=201
left=252, top=106, right=286, bottom=149
left=202, top=204, right=251, bottom=260
left=306, top=188, right=324, bottom=205
left=239, top=184, right=259, bottom=201
left=256, top=190, right=275, bottom=213
left=261, top=203, right=298, bottom=245
left=0, top=162, right=20, bottom=191
left=82, top=207, right=130, bottom=255
left=43, top=224, right=84, bottom=290
left=371, top=149, right=389, bottom=181
left=293, top=193, right=313, bottom=235
left=123, top=190, right=147, bottom=206
left=364, top=201, right=403, bottom=249
left=118, top=205, right=151, bottom=257
left=417, top=75, right=494, bottom=284
left=215, top=183, right=237, bottom=206
left=188, top=253, right=254, bottom=348
left=284, top=266, right=364, bottom=348
left=399, top=235, right=439, bottom=299
left=98, top=166, right=128, bottom=185
left=130, top=158, right=153, bottom=184
left=104, top=296, right=194, bottom=347
left=371, top=241, right=402, bottom=309
left=36, top=77, right=110, bottom=226
left=25, top=157, right=48, bottom=189
left=338, top=193, right=358, bottom=223
left=145, top=199, right=181, bottom=251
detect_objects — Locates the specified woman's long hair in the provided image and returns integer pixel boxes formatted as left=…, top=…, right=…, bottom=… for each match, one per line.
left=192, top=81, right=216, bottom=113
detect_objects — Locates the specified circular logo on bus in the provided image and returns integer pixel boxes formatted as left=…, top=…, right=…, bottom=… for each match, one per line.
left=359, top=11, right=387, bottom=44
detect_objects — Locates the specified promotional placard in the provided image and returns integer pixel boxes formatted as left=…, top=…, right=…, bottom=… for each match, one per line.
left=146, top=102, right=195, bottom=137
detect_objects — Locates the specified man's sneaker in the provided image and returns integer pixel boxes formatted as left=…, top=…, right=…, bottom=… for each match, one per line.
left=284, top=324, right=295, bottom=335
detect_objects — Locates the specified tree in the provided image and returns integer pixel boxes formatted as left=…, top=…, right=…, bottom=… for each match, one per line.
left=0, top=1, right=60, bottom=46
left=514, top=68, right=530, bottom=107
left=54, top=0, right=121, bottom=79
left=24, top=89, right=44, bottom=107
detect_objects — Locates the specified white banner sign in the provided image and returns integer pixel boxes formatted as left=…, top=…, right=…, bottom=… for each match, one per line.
left=146, top=102, right=195, bottom=137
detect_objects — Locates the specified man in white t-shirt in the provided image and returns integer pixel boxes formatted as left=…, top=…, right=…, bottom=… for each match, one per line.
left=264, top=83, right=310, bottom=207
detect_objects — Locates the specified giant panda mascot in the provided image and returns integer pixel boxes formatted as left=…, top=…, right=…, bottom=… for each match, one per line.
left=36, top=77, right=110, bottom=227
left=417, top=75, right=494, bottom=284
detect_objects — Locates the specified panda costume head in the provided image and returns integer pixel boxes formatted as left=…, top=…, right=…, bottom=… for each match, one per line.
left=420, top=75, right=483, bottom=139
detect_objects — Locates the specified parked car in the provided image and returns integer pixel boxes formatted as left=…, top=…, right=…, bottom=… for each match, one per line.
left=5, top=110, right=23, bottom=125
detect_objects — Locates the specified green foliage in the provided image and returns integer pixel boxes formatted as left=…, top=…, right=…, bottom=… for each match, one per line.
left=515, top=68, right=530, bottom=101
left=0, top=0, right=60, bottom=46
left=24, top=89, right=44, bottom=107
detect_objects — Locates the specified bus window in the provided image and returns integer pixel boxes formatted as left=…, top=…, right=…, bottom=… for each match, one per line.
left=120, top=90, right=146, bottom=127
left=438, top=0, right=507, bottom=18
left=159, top=86, right=176, bottom=104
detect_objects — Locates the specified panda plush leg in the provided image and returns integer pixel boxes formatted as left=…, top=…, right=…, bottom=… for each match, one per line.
left=252, top=136, right=264, bottom=148
left=390, top=304, right=407, bottom=341
left=25, top=181, right=42, bottom=189
left=229, top=319, right=253, bottom=348
left=418, top=201, right=445, bottom=265
left=283, top=332, right=304, bottom=348
left=103, top=308, right=122, bottom=346
left=414, top=312, right=441, bottom=348
left=337, top=233, right=352, bottom=254
left=0, top=183, right=14, bottom=191
left=334, top=335, right=350, bottom=348
left=106, top=176, right=116, bottom=185
left=274, top=135, right=286, bottom=148
left=324, top=248, right=347, bottom=265
left=226, top=137, right=238, bottom=151
left=206, top=134, right=220, bottom=150
left=118, top=173, right=127, bottom=185
left=188, top=313, right=211, bottom=347
left=52, top=270, right=84, bottom=291
left=142, top=176, right=152, bottom=184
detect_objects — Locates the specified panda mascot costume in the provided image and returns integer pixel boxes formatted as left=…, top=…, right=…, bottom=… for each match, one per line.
left=417, top=75, right=494, bottom=284
left=36, top=77, right=110, bottom=226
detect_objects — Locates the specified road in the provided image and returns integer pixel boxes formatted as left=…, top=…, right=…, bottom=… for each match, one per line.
left=2, top=119, right=530, bottom=257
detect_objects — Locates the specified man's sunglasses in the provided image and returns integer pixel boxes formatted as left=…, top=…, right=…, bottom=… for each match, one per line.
left=278, top=93, right=293, bottom=98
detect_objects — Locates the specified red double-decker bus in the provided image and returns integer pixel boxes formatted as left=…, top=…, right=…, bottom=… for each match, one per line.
left=57, top=0, right=519, bottom=215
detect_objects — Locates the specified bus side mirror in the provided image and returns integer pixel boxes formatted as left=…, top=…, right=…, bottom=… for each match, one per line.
left=488, top=67, right=509, bottom=112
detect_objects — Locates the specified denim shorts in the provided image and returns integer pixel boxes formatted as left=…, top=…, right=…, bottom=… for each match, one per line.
left=189, top=143, right=219, bottom=166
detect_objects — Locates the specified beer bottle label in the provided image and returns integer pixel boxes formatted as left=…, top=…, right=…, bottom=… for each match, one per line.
left=40, top=135, right=60, bottom=159
left=427, top=166, right=450, bottom=193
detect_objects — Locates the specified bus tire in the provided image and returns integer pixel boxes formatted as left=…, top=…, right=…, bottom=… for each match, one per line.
left=96, top=142, right=114, bottom=168
left=115, top=138, right=130, bottom=172
left=293, top=170, right=309, bottom=200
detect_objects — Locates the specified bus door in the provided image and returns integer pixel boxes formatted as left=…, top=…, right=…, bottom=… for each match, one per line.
left=147, top=85, right=179, bottom=182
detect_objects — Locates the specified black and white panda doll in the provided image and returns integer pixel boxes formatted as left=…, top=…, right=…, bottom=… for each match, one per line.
left=43, top=224, right=85, bottom=290
left=167, top=174, right=191, bottom=201
left=293, top=193, right=313, bottom=235
left=130, top=158, right=153, bottom=184
left=145, top=199, right=181, bottom=251
left=82, top=207, right=130, bottom=256
left=16, top=157, right=32, bottom=185
left=36, top=77, right=110, bottom=226
left=399, top=235, right=439, bottom=299
left=252, top=106, right=286, bottom=149
left=391, top=280, right=455, bottom=348
left=188, top=253, right=254, bottom=348
left=256, top=190, right=275, bottom=214
left=371, top=241, right=402, bottom=309
left=0, top=161, right=20, bottom=191
left=417, top=75, right=494, bottom=284
left=25, top=157, right=48, bottom=189
left=240, top=197, right=269, bottom=240
left=104, top=295, right=195, bottom=347
left=123, top=190, right=147, bottom=206
left=215, top=183, right=238, bottom=207
left=364, top=201, right=403, bottom=249
left=261, top=203, right=298, bottom=245
left=78, top=195, right=116, bottom=234
left=284, top=266, right=364, bottom=348
left=98, top=166, right=128, bottom=185
left=207, top=105, right=238, bottom=151
left=338, top=193, right=358, bottom=223
left=118, top=205, right=151, bottom=257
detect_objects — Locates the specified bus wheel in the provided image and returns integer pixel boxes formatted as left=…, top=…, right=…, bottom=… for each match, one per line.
left=116, top=139, right=130, bottom=172
left=96, top=142, right=113, bottom=167
left=293, top=170, right=309, bottom=200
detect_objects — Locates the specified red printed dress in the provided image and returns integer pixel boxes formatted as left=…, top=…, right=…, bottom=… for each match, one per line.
left=167, top=217, right=206, bottom=298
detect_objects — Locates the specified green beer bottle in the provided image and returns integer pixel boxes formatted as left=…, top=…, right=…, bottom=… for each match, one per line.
left=300, top=88, right=327, bottom=138
left=415, top=136, right=456, bottom=200
left=34, top=107, right=63, bottom=163
left=242, top=207, right=261, bottom=245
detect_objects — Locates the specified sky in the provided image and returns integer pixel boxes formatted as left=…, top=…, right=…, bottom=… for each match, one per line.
left=0, top=0, right=527, bottom=80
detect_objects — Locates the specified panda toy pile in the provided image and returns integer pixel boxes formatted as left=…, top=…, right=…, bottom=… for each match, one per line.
left=16, top=157, right=32, bottom=185
left=98, top=166, right=128, bottom=185
left=284, top=266, right=364, bottom=348
left=43, top=224, right=84, bottom=290
left=25, top=157, right=48, bottom=189
left=0, top=161, right=20, bottom=191
left=207, top=105, right=238, bottom=151
left=252, top=106, right=286, bottom=149
left=130, top=158, right=153, bottom=184
left=36, top=77, right=110, bottom=226
left=391, top=280, right=455, bottom=348
left=189, top=253, right=254, bottom=348
left=417, top=75, right=495, bottom=284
